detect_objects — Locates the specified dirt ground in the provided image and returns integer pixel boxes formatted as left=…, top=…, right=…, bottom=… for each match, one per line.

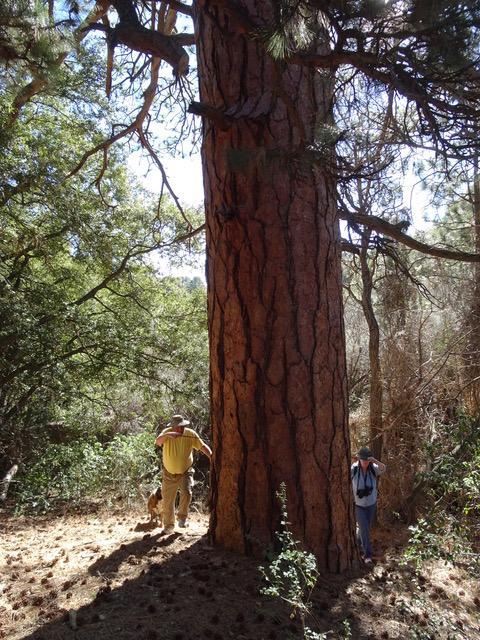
left=0, top=505, right=479, bottom=640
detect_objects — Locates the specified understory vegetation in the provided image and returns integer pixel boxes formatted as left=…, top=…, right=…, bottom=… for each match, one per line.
left=403, top=415, right=480, bottom=576
left=0, top=6, right=209, bottom=514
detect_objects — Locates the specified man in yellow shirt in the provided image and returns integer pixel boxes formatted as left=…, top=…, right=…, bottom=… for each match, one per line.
left=155, top=414, right=212, bottom=534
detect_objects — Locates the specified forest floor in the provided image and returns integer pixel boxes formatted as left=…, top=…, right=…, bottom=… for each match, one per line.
left=0, top=504, right=479, bottom=640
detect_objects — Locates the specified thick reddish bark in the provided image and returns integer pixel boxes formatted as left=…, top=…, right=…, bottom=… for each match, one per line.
left=195, top=1, right=356, bottom=571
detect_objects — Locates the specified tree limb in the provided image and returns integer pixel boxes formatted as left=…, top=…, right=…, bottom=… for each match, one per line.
left=72, top=245, right=154, bottom=307
left=109, top=0, right=191, bottom=75
left=340, top=211, right=480, bottom=262
left=7, top=0, right=111, bottom=126
left=340, top=240, right=360, bottom=255
left=165, top=0, right=193, bottom=17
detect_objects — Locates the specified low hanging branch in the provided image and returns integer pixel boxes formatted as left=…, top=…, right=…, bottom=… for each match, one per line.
left=340, top=211, right=480, bottom=263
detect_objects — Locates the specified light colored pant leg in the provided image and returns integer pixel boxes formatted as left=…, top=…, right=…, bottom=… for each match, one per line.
left=177, top=468, right=194, bottom=521
left=162, top=470, right=181, bottom=527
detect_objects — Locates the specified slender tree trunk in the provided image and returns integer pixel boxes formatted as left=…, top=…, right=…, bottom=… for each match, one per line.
left=359, top=232, right=383, bottom=461
left=195, top=1, right=355, bottom=571
left=469, top=158, right=480, bottom=414
left=380, top=266, right=418, bottom=519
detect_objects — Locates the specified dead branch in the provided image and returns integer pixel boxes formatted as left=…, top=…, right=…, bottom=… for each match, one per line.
left=0, top=465, right=18, bottom=502
left=64, top=52, right=162, bottom=182
left=164, top=0, right=193, bottom=17
left=341, top=211, right=480, bottom=263
left=188, top=101, right=233, bottom=131
left=341, top=240, right=360, bottom=255
left=137, top=129, right=194, bottom=229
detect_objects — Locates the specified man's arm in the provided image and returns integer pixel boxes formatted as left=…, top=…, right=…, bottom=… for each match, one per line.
left=155, top=431, right=181, bottom=447
left=200, top=442, right=212, bottom=459
left=369, top=457, right=386, bottom=474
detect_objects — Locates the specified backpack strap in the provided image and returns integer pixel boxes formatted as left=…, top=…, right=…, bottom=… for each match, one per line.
left=352, top=462, right=376, bottom=479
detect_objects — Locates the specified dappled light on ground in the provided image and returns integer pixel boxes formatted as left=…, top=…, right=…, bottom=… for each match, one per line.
left=0, top=508, right=479, bottom=639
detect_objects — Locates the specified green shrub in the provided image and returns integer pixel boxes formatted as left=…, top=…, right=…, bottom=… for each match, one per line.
left=260, top=483, right=322, bottom=639
left=14, top=430, right=160, bottom=514
left=404, top=414, right=480, bottom=575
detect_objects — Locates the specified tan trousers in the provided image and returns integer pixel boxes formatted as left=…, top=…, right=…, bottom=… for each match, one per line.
left=162, top=467, right=194, bottom=526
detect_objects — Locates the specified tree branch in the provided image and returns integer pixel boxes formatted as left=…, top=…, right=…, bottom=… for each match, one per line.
left=188, top=101, right=233, bottom=130
left=340, top=240, right=360, bottom=255
left=7, top=1, right=111, bottom=126
left=72, top=245, right=153, bottom=307
left=340, top=211, right=480, bottom=263
left=109, top=0, right=191, bottom=75
left=165, top=0, right=193, bottom=17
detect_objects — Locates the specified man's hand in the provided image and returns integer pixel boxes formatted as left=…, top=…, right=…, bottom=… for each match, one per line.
left=368, top=456, right=386, bottom=473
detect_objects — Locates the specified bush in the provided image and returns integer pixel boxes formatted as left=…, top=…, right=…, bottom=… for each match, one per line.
left=13, top=430, right=160, bottom=514
left=404, top=414, right=480, bottom=575
left=260, top=483, right=321, bottom=639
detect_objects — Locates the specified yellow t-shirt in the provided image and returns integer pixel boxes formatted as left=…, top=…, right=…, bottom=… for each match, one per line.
left=160, top=427, right=204, bottom=474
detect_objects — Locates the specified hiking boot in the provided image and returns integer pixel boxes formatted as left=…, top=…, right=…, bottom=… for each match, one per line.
left=162, top=524, right=175, bottom=535
left=177, top=519, right=187, bottom=528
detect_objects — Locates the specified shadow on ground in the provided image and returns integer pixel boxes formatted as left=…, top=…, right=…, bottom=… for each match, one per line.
left=13, top=525, right=373, bottom=640
left=4, top=510, right=476, bottom=640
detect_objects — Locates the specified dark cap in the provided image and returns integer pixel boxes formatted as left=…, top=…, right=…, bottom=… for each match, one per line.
left=357, top=446, right=372, bottom=460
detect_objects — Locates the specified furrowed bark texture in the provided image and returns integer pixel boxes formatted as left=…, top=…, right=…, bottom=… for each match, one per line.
left=195, top=1, right=355, bottom=571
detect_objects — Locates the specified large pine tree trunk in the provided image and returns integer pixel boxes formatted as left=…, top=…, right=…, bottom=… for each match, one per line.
left=195, top=0, right=355, bottom=571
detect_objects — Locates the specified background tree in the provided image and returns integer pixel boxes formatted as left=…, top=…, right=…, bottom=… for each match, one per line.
left=427, top=161, right=480, bottom=416
left=0, top=13, right=208, bottom=484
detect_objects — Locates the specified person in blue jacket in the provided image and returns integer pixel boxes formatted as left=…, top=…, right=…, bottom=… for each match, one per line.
left=351, top=446, right=386, bottom=564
